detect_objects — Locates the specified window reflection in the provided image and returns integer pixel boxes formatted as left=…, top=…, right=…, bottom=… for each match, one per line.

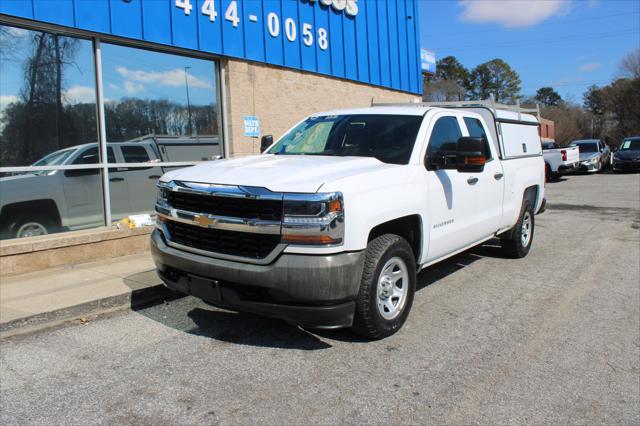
left=101, top=43, right=221, bottom=220
left=0, top=166, right=105, bottom=239
left=0, top=26, right=222, bottom=240
left=0, top=25, right=98, bottom=167
left=101, top=43, right=221, bottom=160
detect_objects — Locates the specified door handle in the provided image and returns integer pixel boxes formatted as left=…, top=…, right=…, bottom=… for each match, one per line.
left=109, top=177, right=124, bottom=182
left=467, top=177, right=479, bottom=185
left=149, top=175, right=161, bottom=179
left=494, top=172, right=504, bottom=180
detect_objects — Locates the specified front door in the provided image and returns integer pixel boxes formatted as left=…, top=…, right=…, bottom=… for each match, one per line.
left=424, top=115, right=483, bottom=262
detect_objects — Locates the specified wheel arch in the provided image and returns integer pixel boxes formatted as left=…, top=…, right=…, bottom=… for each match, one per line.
left=367, top=215, right=423, bottom=264
left=0, top=199, right=62, bottom=234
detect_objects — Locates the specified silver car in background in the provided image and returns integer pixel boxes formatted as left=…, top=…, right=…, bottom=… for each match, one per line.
left=569, top=139, right=610, bottom=173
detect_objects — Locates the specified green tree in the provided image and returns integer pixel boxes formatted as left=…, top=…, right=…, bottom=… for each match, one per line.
left=423, top=56, right=469, bottom=101
left=467, top=59, right=521, bottom=103
left=601, top=77, right=640, bottom=145
left=535, top=87, right=562, bottom=106
left=583, top=85, right=605, bottom=115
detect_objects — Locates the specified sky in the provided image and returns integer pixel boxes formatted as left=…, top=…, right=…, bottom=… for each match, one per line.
left=419, top=0, right=640, bottom=101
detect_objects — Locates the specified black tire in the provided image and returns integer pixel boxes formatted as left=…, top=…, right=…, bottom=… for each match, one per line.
left=352, top=234, right=416, bottom=339
left=500, top=200, right=535, bottom=259
left=9, top=214, right=56, bottom=239
left=545, top=163, right=551, bottom=182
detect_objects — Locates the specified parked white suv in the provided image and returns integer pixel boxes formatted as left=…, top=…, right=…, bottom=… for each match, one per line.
left=152, top=102, right=545, bottom=339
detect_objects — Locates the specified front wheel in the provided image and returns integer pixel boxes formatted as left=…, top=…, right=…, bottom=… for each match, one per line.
left=8, top=215, right=56, bottom=239
left=352, top=234, right=416, bottom=339
left=500, top=200, right=535, bottom=258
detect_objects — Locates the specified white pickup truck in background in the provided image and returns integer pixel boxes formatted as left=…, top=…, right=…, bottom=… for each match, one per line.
left=542, top=141, right=580, bottom=181
left=152, top=101, right=546, bottom=339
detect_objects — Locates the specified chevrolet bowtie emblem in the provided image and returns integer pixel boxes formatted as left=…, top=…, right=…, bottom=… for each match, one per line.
left=194, top=215, right=216, bottom=227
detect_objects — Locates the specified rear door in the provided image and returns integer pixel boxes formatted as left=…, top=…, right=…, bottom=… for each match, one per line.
left=424, top=114, right=482, bottom=261
left=462, top=116, right=504, bottom=239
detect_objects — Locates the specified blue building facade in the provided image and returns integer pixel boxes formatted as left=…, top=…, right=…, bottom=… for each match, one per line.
left=1, top=0, right=422, bottom=94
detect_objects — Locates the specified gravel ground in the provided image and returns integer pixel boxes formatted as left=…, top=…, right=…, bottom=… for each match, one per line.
left=1, top=171, right=639, bottom=425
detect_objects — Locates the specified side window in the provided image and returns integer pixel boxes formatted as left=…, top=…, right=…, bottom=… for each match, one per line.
left=463, top=117, right=493, bottom=160
left=426, top=116, right=462, bottom=157
left=121, top=146, right=151, bottom=163
left=72, top=147, right=100, bottom=165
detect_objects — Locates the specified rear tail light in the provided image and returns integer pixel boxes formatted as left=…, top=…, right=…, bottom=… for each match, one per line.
left=561, top=149, right=567, bottom=161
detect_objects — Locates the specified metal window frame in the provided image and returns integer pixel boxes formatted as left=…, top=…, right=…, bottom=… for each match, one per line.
left=0, top=17, right=228, bottom=232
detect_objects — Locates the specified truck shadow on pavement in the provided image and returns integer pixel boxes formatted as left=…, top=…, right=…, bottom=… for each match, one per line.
left=131, top=239, right=508, bottom=349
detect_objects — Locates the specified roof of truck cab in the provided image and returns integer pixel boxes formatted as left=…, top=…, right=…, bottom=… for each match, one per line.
left=312, top=105, right=538, bottom=124
left=313, top=106, right=430, bottom=117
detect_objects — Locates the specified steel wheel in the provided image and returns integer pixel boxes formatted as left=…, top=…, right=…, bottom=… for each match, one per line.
left=16, top=222, right=48, bottom=238
left=520, top=211, right=532, bottom=247
left=376, top=257, right=409, bottom=320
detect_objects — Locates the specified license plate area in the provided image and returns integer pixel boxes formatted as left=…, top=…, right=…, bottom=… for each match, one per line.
left=187, top=274, right=222, bottom=303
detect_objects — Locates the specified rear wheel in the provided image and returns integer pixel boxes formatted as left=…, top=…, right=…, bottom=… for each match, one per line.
left=500, top=200, right=535, bottom=258
left=352, top=234, right=416, bottom=339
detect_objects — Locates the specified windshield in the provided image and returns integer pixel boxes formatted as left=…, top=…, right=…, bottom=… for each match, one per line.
left=32, top=148, right=76, bottom=166
left=267, top=114, right=423, bottom=165
left=542, top=142, right=558, bottom=150
left=619, top=139, right=640, bottom=151
left=571, top=142, right=597, bottom=153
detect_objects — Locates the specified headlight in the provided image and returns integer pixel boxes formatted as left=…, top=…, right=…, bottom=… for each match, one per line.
left=281, top=192, right=344, bottom=246
left=155, top=184, right=171, bottom=226
left=587, top=157, right=599, bottom=164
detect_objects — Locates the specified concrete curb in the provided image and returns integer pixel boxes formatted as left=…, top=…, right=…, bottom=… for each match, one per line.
left=0, top=284, right=184, bottom=339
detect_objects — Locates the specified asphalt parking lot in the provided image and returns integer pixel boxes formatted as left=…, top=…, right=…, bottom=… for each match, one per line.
left=1, top=171, right=639, bottom=425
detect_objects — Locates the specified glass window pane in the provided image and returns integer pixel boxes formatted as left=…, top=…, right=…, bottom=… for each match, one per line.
left=0, top=25, right=98, bottom=167
left=427, top=117, right=462, bottom=156
left=72, top=147, right=100, bottom=164
left=121, top=145, right=150, bottom=163
left=0, top=168, right=105, bottom=240
left=100, top=43, right=222, bottom=221
left=463, top=117, right=493, bottom=160
left=101, top=43, right=221, bottom=162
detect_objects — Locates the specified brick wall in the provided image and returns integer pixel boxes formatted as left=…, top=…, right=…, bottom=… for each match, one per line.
left=223, top=59, right=419, bottom=157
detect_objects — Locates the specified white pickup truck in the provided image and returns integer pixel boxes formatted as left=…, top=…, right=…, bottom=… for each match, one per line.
left=542, top=141, right=580, bottom=180
left=152, top=102, right=545, bottom=339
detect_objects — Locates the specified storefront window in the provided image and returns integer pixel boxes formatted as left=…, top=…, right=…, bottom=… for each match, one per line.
left=0, top=25, right=104, bottom=239
left=0, top=25, right=222, bottom=240
left=101, top=43, right=221, bottom=220
left=0, top=25, right=98, bottom=167
left=101, top=43, right=220, bottom=159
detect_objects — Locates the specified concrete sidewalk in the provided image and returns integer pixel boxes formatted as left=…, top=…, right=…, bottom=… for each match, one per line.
left=0, top=253, right=178, bottom=337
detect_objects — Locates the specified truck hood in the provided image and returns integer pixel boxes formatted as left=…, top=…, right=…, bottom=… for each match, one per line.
left=161, top=155, right=396, bottom=193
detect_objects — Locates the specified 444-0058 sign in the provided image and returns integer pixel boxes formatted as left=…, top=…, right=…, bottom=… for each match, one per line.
left=175, top=0, right=337, bottom=50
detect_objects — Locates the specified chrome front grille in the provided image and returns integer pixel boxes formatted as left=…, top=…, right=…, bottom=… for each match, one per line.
left=166, top=190, right=283, bottom=221
left=157, top=181, right=285, bottom=262
left=164, top=221, right=281, bottom=260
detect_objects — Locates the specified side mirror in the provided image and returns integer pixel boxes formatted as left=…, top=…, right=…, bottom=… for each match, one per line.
left=260, top=135, right=273, bottom=153
left=456, top=137, right=487, bottom=173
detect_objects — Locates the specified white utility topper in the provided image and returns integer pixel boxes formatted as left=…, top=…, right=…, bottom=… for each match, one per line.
left=152, top=99, right=546, bottom=339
